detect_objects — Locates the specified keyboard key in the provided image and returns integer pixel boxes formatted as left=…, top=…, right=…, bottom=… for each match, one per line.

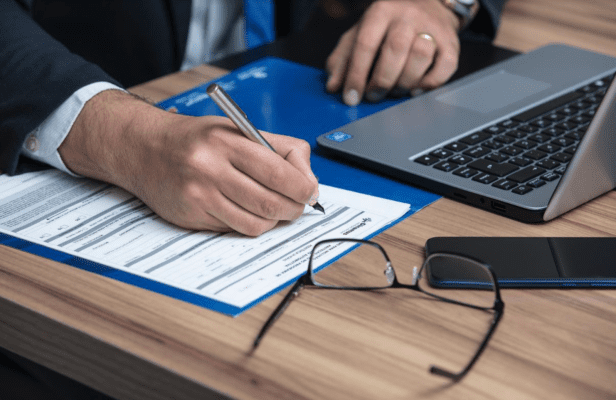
left=512, top=185, right=533, bottom=195
left=543, top=112, right=565, bottom=122
left=460, top=131, right=491, bottom=145
left=555, top=121, right=578, bottom=130
left=550, top=152, right=573, bottom=163
left=584, top=95, right=603, bottom=104
left=431, top=149, right=454, bottom=158
left=453, top=167, right=479, bottom=178
left=537, top=143, right=561, bottom=153
left=557, top=106, right=578, bottom=116
left=524, top=149, right=548, bottom=160
left=507, top=165, right=546, bottom=183
left=415, top=155, right=440, bottom=165
left=554, top=165, right=568, bottom=174
left=485, top=152, right=509, bottom=163
left=492, top=179, right=518, bottom=190
left=434, top=161, right=457, bottom=172
left=577, top=84, right=600, bottom=93
left=541, top=127, right=564, bottom=137
left=509, top=157, right=533, bottom=167
left=570, top=115, right=591, bottom=125
left=565, top=131, right=584, bottom=141
left=542, top=172, right=560, bottom=181
left=506, top=130, right=527, bottom=139
left=483, top=140, right=505, bottom=150
left=571, top=100, right=591, bottom=110
left=528, top=133, right=551, bottom=143
left=527, top=178, right=547, bottom=188
left=494, top=135, right=516, bottom=144
left=499, top=119, right=519, bottom=129
left=530, top=118, right=552, bottom=128
left=512, top=91, right=583, bottom=122
left=564, top=145, right=577, bottom=155
left=518, top=124, right=540, bottom=133
left=445, top=142, right=469, bottom=152
left=472, top=173, right=499, bottom=184
left=484, top=125, right=505, bottom=134
left=514, top=140, right=538, bottom=150
left=500, top=146, right=524, bottom=156
left=467, top=159, right=519, bottom=177
left=536, top=159, right=560, bottom=169
left=551, top=138, right=574, bottom=147
left=449, top=154, right=473, bottom=164
left=464, top=146, right=491, bottom=158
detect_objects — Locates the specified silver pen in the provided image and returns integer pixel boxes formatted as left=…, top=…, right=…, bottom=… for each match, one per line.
left=206, top=83, right=325, bottom=214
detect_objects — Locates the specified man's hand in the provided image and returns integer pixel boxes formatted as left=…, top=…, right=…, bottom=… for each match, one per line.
left=326, top=0, right=461, bottom=105
left=59, top=90, right=319, bottom=237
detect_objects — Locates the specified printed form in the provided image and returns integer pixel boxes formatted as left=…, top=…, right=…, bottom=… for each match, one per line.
left=0, top=170, right=410, bottom=314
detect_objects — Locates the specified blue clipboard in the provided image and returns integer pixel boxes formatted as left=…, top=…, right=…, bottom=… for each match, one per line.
left=0, top=58, right=441, bottom=317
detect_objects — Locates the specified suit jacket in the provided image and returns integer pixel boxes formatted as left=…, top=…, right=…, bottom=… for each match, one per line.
left=0, top=0, right=505, bottom=176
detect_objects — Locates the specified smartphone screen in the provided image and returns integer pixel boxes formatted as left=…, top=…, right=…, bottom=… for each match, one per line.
left=425, top=237, right=616, bottom=288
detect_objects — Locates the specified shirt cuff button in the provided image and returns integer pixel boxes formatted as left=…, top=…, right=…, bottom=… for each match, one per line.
left=25, top=135, right=40, bottom=152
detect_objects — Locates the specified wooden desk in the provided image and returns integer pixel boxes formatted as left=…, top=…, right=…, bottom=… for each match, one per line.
left=2, top=0, right=616, bottom=399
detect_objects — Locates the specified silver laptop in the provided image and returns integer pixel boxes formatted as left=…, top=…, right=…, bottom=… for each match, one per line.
left=317, top=44, right=616, bottom=222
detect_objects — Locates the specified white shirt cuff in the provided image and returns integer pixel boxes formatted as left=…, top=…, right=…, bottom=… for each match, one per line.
left=21, top=82, right=125, bottom=176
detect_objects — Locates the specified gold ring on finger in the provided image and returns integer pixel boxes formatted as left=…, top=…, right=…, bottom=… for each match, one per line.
left=418, top=32, right=435, bottom=44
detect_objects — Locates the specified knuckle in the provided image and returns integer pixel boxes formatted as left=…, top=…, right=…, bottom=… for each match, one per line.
left=266, top=164, right=286, bottom=188
left=368, top=1, right=391, bottom=18
left=298, top=183, right=315, bottom=205
left=295, top=139, right=311, bottom=155
left=385, top=34, right=411, bottom=55
left=372, top=73, right=394, bottom=89
left=258, top=198, right=284, bottom=220
left=243, top=220, right=276, bottom=237
left=413, top=42, right=435, bottom=60
left=422, top=76, right=441, bottom=89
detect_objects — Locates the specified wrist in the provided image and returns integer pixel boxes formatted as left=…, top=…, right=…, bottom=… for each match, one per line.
left=58, top=90, right=169, bottom=189
left=439, top=0, right=479, bottom=31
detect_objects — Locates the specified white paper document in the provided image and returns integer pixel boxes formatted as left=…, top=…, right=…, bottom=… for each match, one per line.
left=0, top=170, right=410, bottom=315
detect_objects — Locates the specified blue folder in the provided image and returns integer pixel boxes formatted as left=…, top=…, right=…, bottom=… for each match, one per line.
left=0, top=58, right=440, bottom=317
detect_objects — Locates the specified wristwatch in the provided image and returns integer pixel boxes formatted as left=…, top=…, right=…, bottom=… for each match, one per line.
left=441, top=0, right=480, bottom=30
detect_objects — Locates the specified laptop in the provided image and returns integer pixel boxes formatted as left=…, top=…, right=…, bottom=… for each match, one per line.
left=317, top=44, right=616, bottom=222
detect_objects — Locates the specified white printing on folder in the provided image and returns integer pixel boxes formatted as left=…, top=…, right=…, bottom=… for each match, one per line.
left=0, top=170, right=410, bottom=313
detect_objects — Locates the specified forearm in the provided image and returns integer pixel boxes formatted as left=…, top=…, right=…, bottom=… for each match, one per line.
left=0, top=0, right=121, bottom=175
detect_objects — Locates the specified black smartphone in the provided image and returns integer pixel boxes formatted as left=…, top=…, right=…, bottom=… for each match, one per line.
left=425, top=237, right=616, bottom=288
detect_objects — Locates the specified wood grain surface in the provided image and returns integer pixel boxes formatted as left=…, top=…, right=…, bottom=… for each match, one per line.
left=2, top=0, right=616, bottom=399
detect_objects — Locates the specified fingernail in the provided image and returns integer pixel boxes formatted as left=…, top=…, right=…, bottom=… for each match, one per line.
left=309, top=187, right=320, bottom=206
left=343, top=89, right=360, bottom=106
left=365, top=89, right=386, bottom=103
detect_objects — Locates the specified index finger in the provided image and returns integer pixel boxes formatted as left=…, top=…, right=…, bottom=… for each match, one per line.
left=342, top=9, right=392, bottom=105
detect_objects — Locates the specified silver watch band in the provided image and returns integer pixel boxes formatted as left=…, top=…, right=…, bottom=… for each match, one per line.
left=441, top=0, right=480, bottom=30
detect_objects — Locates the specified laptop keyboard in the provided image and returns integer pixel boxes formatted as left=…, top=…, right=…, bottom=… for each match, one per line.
left=414, top=72, right=615, bottom=195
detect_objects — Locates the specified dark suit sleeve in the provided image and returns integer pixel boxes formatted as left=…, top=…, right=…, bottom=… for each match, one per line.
left=0, top=0, right=122, bottom=175
left=461, top=0, right=508, bottom=42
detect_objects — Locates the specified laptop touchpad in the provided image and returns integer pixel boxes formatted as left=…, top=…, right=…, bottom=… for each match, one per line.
left=436, top=70, right=551, bottom=114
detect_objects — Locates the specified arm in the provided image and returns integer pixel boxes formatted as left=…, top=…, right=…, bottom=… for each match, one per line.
left=1, top=0, right=319, bottom=236
left=59, top=90, right=319, bottom=236
left=0, top=0, right=122, bottom=174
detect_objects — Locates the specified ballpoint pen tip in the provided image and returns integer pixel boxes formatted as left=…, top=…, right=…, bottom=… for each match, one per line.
left=312, top=202, right=325, bottom=214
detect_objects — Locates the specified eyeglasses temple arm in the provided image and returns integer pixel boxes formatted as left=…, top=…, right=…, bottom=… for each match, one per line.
left=430, top=301, right=504, bottom=381
left=252, top=278, right=306, bottom=349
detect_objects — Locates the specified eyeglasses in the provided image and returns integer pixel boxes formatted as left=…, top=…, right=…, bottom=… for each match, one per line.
left=252, top=238, right=504, bottom=381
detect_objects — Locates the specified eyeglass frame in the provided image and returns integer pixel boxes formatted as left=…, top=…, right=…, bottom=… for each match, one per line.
left=252, top=238, right=505, bottom=382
